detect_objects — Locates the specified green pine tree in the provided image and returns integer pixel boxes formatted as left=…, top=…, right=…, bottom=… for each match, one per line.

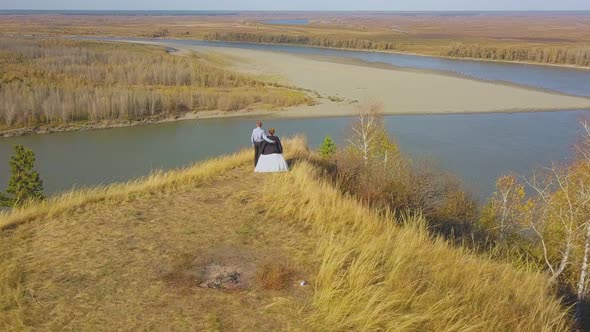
left=318, top=135, right=337, bottom=159
left=1, top=145, right=44, bottom=207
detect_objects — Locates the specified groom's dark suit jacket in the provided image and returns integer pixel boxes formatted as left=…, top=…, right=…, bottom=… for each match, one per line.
left=260, top=136, right=283, bottom=155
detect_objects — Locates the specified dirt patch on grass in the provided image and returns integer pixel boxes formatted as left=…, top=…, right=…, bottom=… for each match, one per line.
left=163, top=245, right=257, bottom=292
left=198, top=263, right=250, bottom=290
left=256, top=262, right=294, bottom=290
left=163, top=245, right=302, bottom=293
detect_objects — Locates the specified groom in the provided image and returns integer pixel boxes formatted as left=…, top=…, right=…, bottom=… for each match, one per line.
left=251, top=121, right=275, bottom=166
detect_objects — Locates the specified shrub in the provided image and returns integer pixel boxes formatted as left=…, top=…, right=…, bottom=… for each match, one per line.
left=333, top=104, right=478, bottom=239
left=318, top=135, right=337, bottom=159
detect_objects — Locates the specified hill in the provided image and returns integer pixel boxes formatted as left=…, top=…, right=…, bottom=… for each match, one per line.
left=0, top=137, right=571, bottom=330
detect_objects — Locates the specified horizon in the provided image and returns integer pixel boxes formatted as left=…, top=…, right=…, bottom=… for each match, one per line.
left=2, top=9, right=590, bottom=12
left=1, top=0, right=589, bottom=12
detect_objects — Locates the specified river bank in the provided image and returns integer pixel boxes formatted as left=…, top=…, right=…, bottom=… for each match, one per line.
left=197, top=37, right=590, bottom=72
left=3, top=39, right=590, bottom=138
left=0, top=109, right=276, bottom=138
left=157, top=42, right=590, bottom=114
left=27, top=34, right=590, bottom=71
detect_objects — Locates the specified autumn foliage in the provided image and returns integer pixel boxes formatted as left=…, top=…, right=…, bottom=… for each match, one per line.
left=442, top=42, right=590, bottom=67
left=480, top=124, right=590, bottom=327
left=0, top=38, right=308, bottom=128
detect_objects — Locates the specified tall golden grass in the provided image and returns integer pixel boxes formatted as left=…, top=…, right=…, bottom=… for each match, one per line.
left=0, top=148, right=251, bottom=231
left=0, top=137, right=310, bottom=330
left=262, top=160, right=571, bottom=331
left=0, top=148, right=251, bottom=329
left=0, top=137, right=571, bottom=330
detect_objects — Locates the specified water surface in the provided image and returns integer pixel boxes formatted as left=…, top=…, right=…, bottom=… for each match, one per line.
left=134, top=38, right=590, bottom=97
left=1, top=111, right=587, bottom=199
left=2, top=39, right=590, bottom=200
left=262, top=19, right=309, bottom=25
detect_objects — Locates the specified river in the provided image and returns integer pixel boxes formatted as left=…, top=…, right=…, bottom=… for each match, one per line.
left=1, top=39, right=589, bottom=199
left=130, top=38, right=590, bottom=97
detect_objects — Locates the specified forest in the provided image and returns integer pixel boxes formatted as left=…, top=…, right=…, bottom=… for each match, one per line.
left=0, top=38, right=309, bottom=129
left=204, top=32, right=590, bottom=67
left=204, top=32, right=399, bottom=51
left=442, top=42, right=590, bottom=67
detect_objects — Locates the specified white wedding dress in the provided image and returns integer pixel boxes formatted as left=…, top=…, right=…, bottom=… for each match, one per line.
left=255, top=154, right=289, bottom=173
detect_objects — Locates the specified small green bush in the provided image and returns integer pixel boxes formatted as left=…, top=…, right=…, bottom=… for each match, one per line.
left=318, top=136, right=337, bottom=159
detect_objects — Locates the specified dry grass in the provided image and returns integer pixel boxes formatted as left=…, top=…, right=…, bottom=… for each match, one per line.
left=0, top=149, right=250, bottom=231
left=261, top=161, right=572, bottom=331
left=0, top=137, right=315, bottom=330
left=256, top=263, right=293, bottom=290
left=0, top=136, right=572, bottom=330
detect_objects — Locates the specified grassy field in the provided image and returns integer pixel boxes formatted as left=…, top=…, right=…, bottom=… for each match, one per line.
left=1, top=12, right=589, bottom=66
left=0, top=38, right=309, bottom=131
left=0, top=137, right=572, bottom=330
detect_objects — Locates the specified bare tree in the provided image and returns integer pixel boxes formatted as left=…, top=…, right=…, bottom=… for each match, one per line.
left=524, top=167, right=581, bottom=284
left=576, top=214, right=590, bottom=322
left=520, top=121, right=590, bottom=323
left=573, top=121, right=590, bottom=322
left=347, top=104, right=387, bottom=164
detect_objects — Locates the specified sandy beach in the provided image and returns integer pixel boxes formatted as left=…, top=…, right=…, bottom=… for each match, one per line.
left=134, top=41, right=590, bottom=118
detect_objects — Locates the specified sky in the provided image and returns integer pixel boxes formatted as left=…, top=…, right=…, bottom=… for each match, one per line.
left=1, top=0, right=590, bottom=11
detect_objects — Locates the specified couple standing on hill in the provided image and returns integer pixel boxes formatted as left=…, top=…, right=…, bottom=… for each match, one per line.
left=251, top=121, right=289, bottom=173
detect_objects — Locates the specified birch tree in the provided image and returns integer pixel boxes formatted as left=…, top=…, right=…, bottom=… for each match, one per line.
left=573, top=122, right=590, bottom=322
left=346, top=103, right=383, bottom=163
left=481, top=121, right=590, bottom=325
left=524, top=167, right=582, bottom=284
left=523, top=122, right=590, bottom=322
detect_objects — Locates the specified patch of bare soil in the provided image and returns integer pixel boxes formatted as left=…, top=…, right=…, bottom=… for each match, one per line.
left=198, top=263, right=251, bottom=290
left=163, top=245, right=258, bottom=292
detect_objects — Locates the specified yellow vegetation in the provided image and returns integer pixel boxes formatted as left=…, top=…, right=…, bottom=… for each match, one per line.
left=2, top=13, right=589, bottom=67
left=262, top=161, right=570, bottom=331
left=0, top=137, right=571, bottom=330
left=0, top=38, right=309, bottom=128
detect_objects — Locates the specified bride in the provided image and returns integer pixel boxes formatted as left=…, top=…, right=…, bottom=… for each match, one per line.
left=255, top=128, right=289, bottom=173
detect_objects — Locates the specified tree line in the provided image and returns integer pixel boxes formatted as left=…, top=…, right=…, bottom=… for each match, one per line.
left=0, top=38, right=307, bottom=128
left=442, top=42, right=590, bottom=67
left=1, top=84, right=306, bottom=126
left=203, top=32, right=590, bottom=67
left=204, top=32, right=399, bottom=51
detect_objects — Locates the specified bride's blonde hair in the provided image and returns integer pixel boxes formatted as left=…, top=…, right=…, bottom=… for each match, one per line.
left=269, top=128, right=275, bottom=135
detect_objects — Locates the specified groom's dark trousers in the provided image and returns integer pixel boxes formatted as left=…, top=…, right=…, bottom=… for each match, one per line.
left=254, top=141, right=262, bottom=166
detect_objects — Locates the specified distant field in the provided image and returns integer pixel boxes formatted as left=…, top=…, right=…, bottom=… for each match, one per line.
left=0, top=11, right=589, bottom=66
